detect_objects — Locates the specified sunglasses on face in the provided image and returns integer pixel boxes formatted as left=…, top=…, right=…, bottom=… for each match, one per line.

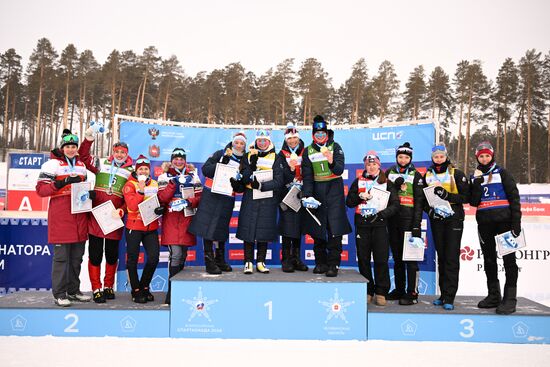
left=172, top=150, right=186, bottom=157
left=432, top=145, right=446, bottom=152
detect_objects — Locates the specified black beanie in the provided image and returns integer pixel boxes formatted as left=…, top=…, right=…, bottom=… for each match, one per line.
left=171, top=147, right=186, bottom=161
left=60, top=129, right=79, bottom=149
left=396, top=142, right=413, bottom=159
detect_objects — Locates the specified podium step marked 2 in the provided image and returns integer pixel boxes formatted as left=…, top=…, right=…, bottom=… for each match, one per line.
left=368, top=295, right=550, bottom=344
left=170, top=267, right=368, bottom=340
left=0, top=291, right=169, bottom=337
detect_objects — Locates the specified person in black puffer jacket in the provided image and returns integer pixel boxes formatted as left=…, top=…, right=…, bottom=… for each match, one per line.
left=470, top=141, right=521, bottom=315
left=278, top=123, right=309, bottom=273
left=385, top=142, right=425, bottom=306
left=346, top=150, right=400, bottom=306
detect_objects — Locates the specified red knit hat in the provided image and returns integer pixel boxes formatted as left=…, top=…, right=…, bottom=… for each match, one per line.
left=363, top=150, right=381, bottom=166
left=475, top=141, right=494, bottom=158
left=135, top=154, right=150, bottom=170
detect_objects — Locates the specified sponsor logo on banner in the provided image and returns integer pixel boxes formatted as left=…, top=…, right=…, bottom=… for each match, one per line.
left=229, top=249, right=244, bottom=260
left=319, top=288, right=354, bottom=335
left=464, top=203, right=550, bottom=217
left=305, top=234, right=314, bottom=244
left=460, top=246, right=475, bottom=261
left=229, top=217, right=239, bottom=228
left=149, top=144, right=160, bottom=157
left=342, top=234, right=348, bottom=245
left=342, top=170, right=348, bottom=180
left=372, top=131, right=404, bottom=141
left=154, top=166, right=164, bottom=177
left=343, top=185, right=348, bottom=196
left=305, top=249, right=315, bottom=260
left=177, top=287, right=223, bottom=335
left=233, top=201, right=241, bottom=212
left=254, top=249, right=272, bottom=260
left=148, top=128, right=160, bottom=140
left=341, top=251, right=349, bottom=261
left=187, top=250, right=196, bottom=262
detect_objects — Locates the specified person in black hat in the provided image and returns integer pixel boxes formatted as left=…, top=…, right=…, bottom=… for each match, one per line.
left=385, top=142, right=425, bottom=305
left=300, top=115, right=352, bottom=277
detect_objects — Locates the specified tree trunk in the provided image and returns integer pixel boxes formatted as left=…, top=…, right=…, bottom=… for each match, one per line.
left=547, top=109, right=550, bottom=182
left=35, top=64, right=45, bottom=151
left=463, top=89, right=473, bottom=172
left=496, top=101, right=501, bottom=162
left=527, top=83, right=532, bottom=184
left=63, top=72, right=70, bottom=129
left=503, top=102, right=508, bottom=167
left=10, top=92, right=16, bottom=146
left=163, top=79, right=171, bottom=120
left=134, top=82, right=142, bottom=117
left=79, top=80, right=87, bottom=139
left=140, top=71, right=148, bottom=117
left=69, top=102, right=75, bottom=132
left=281, top=82, right=286, bottom=125
left=50, top=90, right=56, bottom=148
left=3, top=74, right=10, bottom=145
left=111, top=76, right=116, bottom=131
left=303, top=94, right=308, bottom=125
left=456, top=95, right=464, bottom=167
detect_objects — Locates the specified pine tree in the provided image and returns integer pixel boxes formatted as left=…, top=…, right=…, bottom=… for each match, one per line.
left=295, top=58, right=332, bottom=125
left=372, top=60, right=400, bottom=122
left=426, top=66, right=453, bottom=143
left=59, top=44, right=78, bottom=130
left=0, top=48, right=22, bottom=148
left=403, top=65, right=427, bottom=120
left=453, top=60, right=470, bottom=166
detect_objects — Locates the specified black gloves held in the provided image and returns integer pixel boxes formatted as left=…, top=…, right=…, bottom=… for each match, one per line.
left=54, top=175, right=82, bottom=189
left=221, top=155, right=230, bottom=165
left=251, top=176, right=261, bottom=190
left=154, top=206, right=165, bottom=215
left=434, top=186, right=449, bottom=200
left=88, top=190, right=96, bottom=200
left=511, top=222, right=521, bottom=238
left=411, top=227, right=422, bottom=238
left=393, top=177, right=405, bottom=188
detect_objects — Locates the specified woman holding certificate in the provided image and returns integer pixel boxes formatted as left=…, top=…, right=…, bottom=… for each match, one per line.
left=301, top=115, right=352, bottom=278
left=78, top=127, right=134, bottom=303
left=469, top=142, right=521, bottom=315
left=423, top=145, right=469, bottom=311
left=123, top=155, right=164, bottom=304
left=157, top=148, right=203, bottom=304
left=346, top=151, right=399, bottom=306
left=236, top=129, right=285, bottom=274
left=385, top=142, right=425, bottom=306
left=189, top=131, right=247, bottom=274
left=36, top=129, right=91, bottom=307
left=278, top=122, right=309, bottom=273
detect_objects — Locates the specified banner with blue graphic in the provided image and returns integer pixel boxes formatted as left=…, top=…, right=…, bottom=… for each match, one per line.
left=118, top=120, right=437, bottom=294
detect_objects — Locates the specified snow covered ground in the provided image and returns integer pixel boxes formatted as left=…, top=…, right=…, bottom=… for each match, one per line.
left=1, top=336, right=550, bottom=367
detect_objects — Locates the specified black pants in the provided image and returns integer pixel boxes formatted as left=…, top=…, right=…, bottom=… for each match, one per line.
left=125, top=229, right=160, bottom=291
left=431, top=218, right=463, bottom=304
left=313, top=235, right=342, bottom=267
left=88, top=234, right=119, bottom=266
left=282, top=236, right=301, bottom=251
left=51, top=242, right=86, bottom=298
left=388, top=221, right=419, bottom=294
left=244, top=241, right=268, bottom=262
left=478, top=222, right=518, bottom=288
left=356, top=226, right=390, bottom=296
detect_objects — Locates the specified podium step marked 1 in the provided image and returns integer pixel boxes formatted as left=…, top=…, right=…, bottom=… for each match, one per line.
left=170, top=268, right=368, bottom=340
left=368, top=295, right=550, bottom=343
left=0, top=291, right=169, bottom=337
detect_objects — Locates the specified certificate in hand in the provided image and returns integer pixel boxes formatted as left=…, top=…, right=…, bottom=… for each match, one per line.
left=211, top=163, right=238, bottom=197
left=181, top=187, right=197, bottom=217
left=365, top=187, right=390, bottom=212
left=495, top=230, right=526, bottom=257
left=92, top=200, right=124, bottom=235
left=282, top=185, right=302, bottom=212
left=252, top=169, right=273, bottom=200
left=423, top=186, right=452, bottom=211
left=138, top=194, right=161, bottom=226
left=71, top=181, right=93, bottom=214
left=402, top=231, right=427, bottom=261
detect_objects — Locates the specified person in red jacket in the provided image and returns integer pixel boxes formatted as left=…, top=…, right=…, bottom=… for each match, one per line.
left=123, top=155, right=164, bottom=303
left=36, top=129, right=92, bottom=307
left=157, top=148, right=203, bottom=304
left=78, top=126, right=133, bottom=303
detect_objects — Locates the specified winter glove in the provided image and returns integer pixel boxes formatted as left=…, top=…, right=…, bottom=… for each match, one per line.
left=472, top=176, right=484, bottom=186
left=511, top=222, right=521, bottom=238
left=154, top=206, right=165, bottom=215
left=434, top=186, right=449, bottom=200
left=393, top=176, right=405, bottom=188
left=221, top=155, right=231, bottom=165
left=251, top=176, right=261, bottom=190
left=302, top=197, right=321, bottom=209
left=411, top=227, right=422, bottom=238
left=230, top=177, right=241, bottom=191
left=54, top=175, right=82, bottom=189
left=249, top=153, right=258, bottom=166
left=88, top=190, right=96, bottom=200
left=84, top=127, right=95, bottom=140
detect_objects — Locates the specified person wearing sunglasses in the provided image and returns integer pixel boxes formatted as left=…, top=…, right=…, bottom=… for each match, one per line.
left=469, top=141, right=521, bottom=315
left=36, top=129, right=92, bottom=307
left=423, top=144, right=470, bottom=311
left=236, top=129, right=285, bottom=274
left=278, top=122, right=309, bottom=273
left=301, top=115, right=352, bottom=277
left=384, top=142, right=425, bottom=306
left=157, top=148, right=203, bottom=304
left=78, top=125, right=134, bottom=303
left=189, top=131, right=248, bottom=274
left=123, top=154, right=165, bottom=303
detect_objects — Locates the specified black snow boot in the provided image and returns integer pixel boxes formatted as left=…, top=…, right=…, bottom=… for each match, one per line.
left=214, top=242, right=233, bottom=272
left=281, top=244, right=295, bottom=273
left=291, top=245, right=309, bottom=271
left=478, top=281, right=502, bottom=309
left=204, top=243, right=222, bottom=275
left=496, top=287, right=517, bottom=315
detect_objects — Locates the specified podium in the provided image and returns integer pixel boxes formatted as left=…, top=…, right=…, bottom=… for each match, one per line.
left=170, top=267, right=368, bottom=340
